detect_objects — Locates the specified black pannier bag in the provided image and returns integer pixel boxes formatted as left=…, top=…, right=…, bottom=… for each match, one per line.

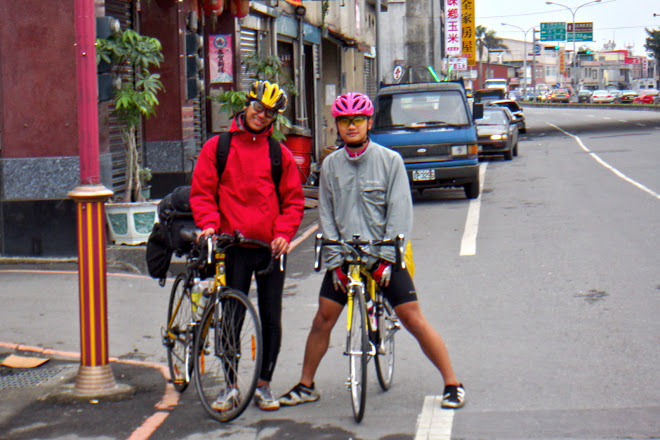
left=146, top=186, right=197, bottom=280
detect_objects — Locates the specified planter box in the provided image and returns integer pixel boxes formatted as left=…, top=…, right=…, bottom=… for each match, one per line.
left=105, top=201, right=159, bottom=245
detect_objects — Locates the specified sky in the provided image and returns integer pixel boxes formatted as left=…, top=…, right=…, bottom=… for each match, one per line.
left=476, top=0, right=659, bottom=57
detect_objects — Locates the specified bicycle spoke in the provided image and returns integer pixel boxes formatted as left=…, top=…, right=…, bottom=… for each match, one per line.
left=375, top=297, right=397, bottom=391
left=194, top=289, right=263, bottom=422
left=166, top=274, right=195, bottom=393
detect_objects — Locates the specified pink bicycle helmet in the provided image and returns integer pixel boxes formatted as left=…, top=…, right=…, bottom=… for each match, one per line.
left=331, top=92, right=374, bottom=118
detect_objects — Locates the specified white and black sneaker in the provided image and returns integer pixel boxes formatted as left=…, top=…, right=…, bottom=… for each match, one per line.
left=279, top=383, right=320, bottom=406
left=254, top=385, right=280, bottom=411
left=441, top=384, right=465, bottom=409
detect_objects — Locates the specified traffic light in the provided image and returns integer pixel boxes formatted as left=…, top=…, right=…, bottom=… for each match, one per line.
left=545, top=45, right=560, bottom=51
left=585, top=49, right=591, bottom=55
left=96, top=16, right=121, bottom=102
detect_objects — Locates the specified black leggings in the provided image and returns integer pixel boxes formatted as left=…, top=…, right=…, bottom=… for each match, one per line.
left=226, top=246, right=284, bottom=382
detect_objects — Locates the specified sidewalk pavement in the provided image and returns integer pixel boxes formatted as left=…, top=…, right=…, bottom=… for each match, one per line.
left=0, top=207, right=319, bottom=440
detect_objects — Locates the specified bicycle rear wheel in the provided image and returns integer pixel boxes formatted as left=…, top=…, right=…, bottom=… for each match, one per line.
left=193, top=288, right=263, bottom=422
left=347, top=287, right=368, bottom=423
left=375, top=296, right=397, bottom=391
left=164, top=273, right=194, bottom=392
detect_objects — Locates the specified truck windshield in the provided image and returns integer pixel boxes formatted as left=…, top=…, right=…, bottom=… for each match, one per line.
left=374, top=90, right=470, bottom=129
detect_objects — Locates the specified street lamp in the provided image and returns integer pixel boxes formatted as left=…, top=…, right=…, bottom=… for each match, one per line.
left=502, top=23, right=536, bottom=96
left=546, top=0, right=602, bottom=89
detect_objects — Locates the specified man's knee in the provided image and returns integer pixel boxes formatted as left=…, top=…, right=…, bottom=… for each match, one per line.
left=311, top=299, right=342, bottom=333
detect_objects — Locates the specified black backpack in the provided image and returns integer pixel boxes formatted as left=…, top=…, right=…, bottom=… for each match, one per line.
left=146, top=133, right=282, bottom=281
left=215, top=132, right=282, bottom=197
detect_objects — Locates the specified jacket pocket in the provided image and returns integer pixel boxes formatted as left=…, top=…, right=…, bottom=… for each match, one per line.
left=362, top=185, right=387, bottom=220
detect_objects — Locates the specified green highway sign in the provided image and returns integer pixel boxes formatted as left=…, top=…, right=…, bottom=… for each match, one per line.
left=540, top=22, right=566, bottom=41
left=566, top=22, right=593, bottom=42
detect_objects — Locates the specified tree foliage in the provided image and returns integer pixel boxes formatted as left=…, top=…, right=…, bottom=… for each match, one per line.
left=96, top=29, right=164, bottom=202
left=645, top=28, right=660, bottom=61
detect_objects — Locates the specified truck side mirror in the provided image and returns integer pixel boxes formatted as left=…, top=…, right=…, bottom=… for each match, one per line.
left=472, top=103, right=484, bottom=120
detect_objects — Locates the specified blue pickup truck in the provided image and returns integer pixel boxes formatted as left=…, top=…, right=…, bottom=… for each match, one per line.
left=370, top=82, right=483, bottom=199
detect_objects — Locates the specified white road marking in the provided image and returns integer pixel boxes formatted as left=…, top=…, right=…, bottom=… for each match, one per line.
left=636, top=123, right=646, bottom=127
left=415, top=396, right=455, bottom=440
left=618, top=120, right=627, bottom=123
left=547, top=123, right=660, bottom=201
left=460, top=162, right=488, bottom=256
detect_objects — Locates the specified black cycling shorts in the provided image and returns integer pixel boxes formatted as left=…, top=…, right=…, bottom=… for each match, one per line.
left=319, top=265, right=418, bottom=308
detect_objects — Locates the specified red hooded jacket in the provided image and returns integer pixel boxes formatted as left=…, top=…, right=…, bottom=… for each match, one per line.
left=190, top=114, right=305, bottom=244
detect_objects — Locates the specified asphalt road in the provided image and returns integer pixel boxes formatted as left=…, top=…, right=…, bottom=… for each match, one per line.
left=1, top=105, right=658, bottom=439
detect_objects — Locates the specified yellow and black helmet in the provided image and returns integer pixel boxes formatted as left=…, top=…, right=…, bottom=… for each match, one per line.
left=247, top=80, right=288, bottom=113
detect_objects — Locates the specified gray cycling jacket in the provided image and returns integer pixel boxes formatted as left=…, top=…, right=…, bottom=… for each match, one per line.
left=319, top=140, right=413, bottom=270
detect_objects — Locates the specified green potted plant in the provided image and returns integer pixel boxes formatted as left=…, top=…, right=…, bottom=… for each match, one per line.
left=97, top=29, right=164, bottom=245
left=138, top=166, right=153, bottom=200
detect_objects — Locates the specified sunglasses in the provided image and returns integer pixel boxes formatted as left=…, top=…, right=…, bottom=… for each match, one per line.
left=336, top=116, right=369, bottom=127
left=249, top=100, right=277, bottom=119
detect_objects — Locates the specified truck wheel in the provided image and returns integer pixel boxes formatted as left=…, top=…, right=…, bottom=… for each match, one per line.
left=464, top=181, right=479, bottom=199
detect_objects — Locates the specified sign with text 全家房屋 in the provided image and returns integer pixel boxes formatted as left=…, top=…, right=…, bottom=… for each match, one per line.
left=461, top=0, right=475, bottom=66
left=566, top=22, right=593, bottom=42
left=444, top=0, right=462, bottom=57
left=540, top=22, right=566, bottom=42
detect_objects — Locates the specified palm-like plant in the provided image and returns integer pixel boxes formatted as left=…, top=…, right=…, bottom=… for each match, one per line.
left=645, top=28, right=660, bottom=82
left=97, top=29, right=164, bottom=202
left=475, top=25, right=508, bottom=87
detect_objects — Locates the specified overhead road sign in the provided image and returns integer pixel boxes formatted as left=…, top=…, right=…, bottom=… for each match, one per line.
left=540, top=22, right=566, bottom=41
left=567, top=22, right=593, bottom=42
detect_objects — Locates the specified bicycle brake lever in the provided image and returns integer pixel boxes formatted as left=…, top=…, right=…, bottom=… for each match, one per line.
left=314, top=233, right=323, bottom=272
left=207, top=236, right=213, bottom=265
left=396, top=234, right=406, bottom=270
left=279, top=253, right=285, bottom=272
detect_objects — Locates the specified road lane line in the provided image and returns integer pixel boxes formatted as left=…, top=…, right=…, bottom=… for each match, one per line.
left=0, top=341, right=179, bottom=440
left=415, top=396, right=455, bottom=440
left=636, top=123, right=646, bottom=127
left=290, top=222, right=318, bottom=251
left=547, top=123, right=660, bottom=201
left=460, top=162, right=488, bottom=256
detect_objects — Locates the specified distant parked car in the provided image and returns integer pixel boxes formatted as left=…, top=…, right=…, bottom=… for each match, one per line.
left=577, top=90, right=593, bottom=103
left=476, top=106, right=519, bottom=161
left=591, top=90, right=615, bottom=103
left=615, top=90, right=638, bottom=104
left=491, top=99, right=526, bottom=133
left=607, top=90, right=622, bottom=100
left=549, top=88, right=571, bottom=103
left=633, top=89, right=659, bottom=104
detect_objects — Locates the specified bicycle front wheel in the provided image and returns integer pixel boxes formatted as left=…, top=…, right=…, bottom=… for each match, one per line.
left=193, top=288, right=263, bottom=422
left=347, top=287, right=368, bottom=423
left=165, top=273, right=194, bottom=392
left=375, top=296, right=397, bottom=391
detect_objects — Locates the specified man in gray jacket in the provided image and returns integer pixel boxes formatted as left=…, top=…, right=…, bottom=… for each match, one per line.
left=279, top=92, right=465, bottom=409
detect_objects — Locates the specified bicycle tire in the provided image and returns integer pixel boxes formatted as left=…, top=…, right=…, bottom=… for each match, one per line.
left=165, top=273, right=195, bottom=392
left=193, top=288, right=263, bottom=422
left=375, top=296, right=397, bottom=391
left=347, top=286, right=368, bottom=423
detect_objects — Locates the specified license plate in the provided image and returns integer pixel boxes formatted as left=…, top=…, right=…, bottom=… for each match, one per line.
left=412, top=169, right=435, bottom=181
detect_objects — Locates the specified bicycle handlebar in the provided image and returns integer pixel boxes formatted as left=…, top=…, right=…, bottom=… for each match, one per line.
left=313, top=233, right=406, bottom=272
left=186, top=230, right=277, bottom=276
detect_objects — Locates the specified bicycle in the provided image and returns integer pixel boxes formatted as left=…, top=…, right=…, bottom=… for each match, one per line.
left=162, top=229, right=274, bottom=422
left=313, top=233, right=404, bottom=422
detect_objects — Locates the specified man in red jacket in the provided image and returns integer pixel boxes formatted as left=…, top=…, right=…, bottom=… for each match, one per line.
left=190, top=80, right=305, bottom=412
